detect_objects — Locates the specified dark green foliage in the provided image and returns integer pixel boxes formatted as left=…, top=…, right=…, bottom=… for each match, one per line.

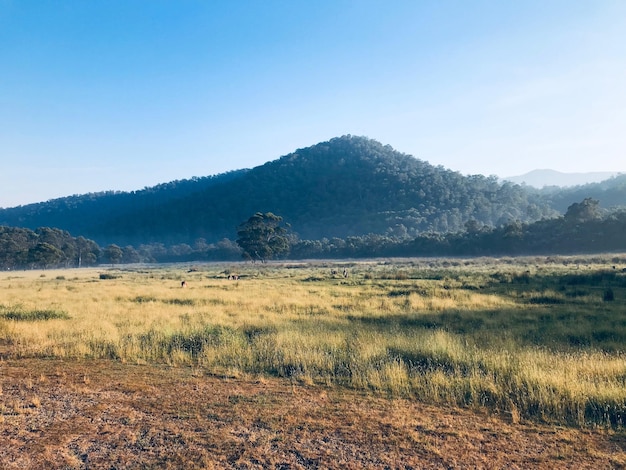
left=28, top=242, right=63, bottom=268
left=0, top=226, right=100, bottom=270
left=0, top=170, right=248, bottom=245
left=287, top=204, right=626, bottom=258
left=102, top=244, right=123, bottom=264
left=528, top=295, right=564, bottom=305
left=564, top=198, right=602, bottom=223
left=603, top=288, right=615, bottom=302
left=99, top=273, right=121, bottom=280
left=541, top=174, right=626, bottom=213
left=1, top=137, right=625, bottom=261
left=236, top=212, right=291, bottom=262
left=0, top=136, right=556, bottom=246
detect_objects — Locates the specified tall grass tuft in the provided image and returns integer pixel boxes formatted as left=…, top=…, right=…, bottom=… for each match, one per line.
left=0, top=306, right=70, bottom=321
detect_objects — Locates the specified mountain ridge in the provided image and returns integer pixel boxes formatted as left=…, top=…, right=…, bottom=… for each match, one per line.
left=2, top=136, right=624, bottom=246
left=505, top=169, right=621, bottom=188
left=92, top=135, right=554, bottom=244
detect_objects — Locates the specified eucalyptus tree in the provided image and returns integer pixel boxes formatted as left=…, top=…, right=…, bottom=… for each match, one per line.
left=236, top=212, right=291, bottom=262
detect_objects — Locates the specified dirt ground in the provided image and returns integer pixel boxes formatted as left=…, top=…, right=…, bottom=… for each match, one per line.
left=1, top=358, right=625, bottom=469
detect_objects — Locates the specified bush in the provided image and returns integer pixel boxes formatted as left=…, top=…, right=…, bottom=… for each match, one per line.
left=99, top=273, right=120, bottom=280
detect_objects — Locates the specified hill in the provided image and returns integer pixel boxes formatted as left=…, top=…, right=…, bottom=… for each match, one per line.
left=505, top=169, right=620, bottom=188
left=0, top=136, right=556, bottom=246
left=539, top=174, right=626, bottom=213
left=0, top=170, right=248, bottom=245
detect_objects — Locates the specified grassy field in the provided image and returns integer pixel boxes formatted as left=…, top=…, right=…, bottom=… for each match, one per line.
left=2, top=255, right=626, bottom=433
left=0, top=257, right=626, bottom=428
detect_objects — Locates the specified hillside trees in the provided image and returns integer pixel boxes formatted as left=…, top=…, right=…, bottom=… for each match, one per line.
left=0, top=136, right=559, bottom=246
left=1, top=199, right=624, bottom=267
left=287, top=201, right=626, bottom=258
left=541, top=174, right=626, bottom=213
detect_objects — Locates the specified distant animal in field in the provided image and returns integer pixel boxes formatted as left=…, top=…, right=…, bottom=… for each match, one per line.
left=343, top=268, right=348, bottom=278
left=331, top=269, right=337, bottom=276
left=228, top=274, right=239, bottom=280
left=181, top=281, right=187, bottom=288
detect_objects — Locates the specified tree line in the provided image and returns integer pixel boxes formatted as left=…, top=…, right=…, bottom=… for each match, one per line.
left=0, top=226, right=245, bottom=270
left=0, top=227, right=100, bottom=270
left=2, top=199, right=625, bottom=270
left=240, top=202, right=626, bottom=261
left=291, top=200, right=626, bottom=259
left=149, top=202, right=626, bottom=262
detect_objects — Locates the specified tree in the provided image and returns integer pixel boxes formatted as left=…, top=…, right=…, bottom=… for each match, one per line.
left=565, top=198, right=601, bottom=223
left=236, top=212, right=291, bottom=262
left=28, top=242, right=63, bottom=268
left=103, top=244, right=123, bottom=265
left=121, top=245, right=141, bottom=264
left=75, top=236, right=100, bottom=267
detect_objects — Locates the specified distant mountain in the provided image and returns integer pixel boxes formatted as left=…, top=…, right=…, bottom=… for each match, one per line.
left=505, top=169, right=620, bottom=188
left=0, top=136, right=557, bottom=246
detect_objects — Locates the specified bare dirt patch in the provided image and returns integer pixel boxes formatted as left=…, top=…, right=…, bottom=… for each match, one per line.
left=1, top=359, right=625, bottom=469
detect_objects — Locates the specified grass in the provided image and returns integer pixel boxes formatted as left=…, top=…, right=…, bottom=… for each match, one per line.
left=0, top=305, right=70, bottom=321
left=1, top=256, right=626, bottom=429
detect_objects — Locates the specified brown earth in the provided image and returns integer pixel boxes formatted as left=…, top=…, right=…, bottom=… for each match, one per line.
left=1, top=358, right=625, bottom=469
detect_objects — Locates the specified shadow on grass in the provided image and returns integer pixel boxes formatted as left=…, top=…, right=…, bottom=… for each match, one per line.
left=342, top=268, right=626, bottom=351
left=346, top=304, right=626, bottom=352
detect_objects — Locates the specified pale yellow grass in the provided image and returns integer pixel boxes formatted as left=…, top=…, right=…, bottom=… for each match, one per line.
left=1, top=261, right=625, bottom=428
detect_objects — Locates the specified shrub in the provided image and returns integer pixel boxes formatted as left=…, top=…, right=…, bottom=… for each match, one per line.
left=99, top=273, right=120, bottom=280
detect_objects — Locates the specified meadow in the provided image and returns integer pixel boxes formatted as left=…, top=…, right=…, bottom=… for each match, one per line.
left=1, top=255, right=626, bottom=431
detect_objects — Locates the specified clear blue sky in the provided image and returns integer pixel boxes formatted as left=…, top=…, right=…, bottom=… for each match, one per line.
left=1, top=0, right=625, bottom=207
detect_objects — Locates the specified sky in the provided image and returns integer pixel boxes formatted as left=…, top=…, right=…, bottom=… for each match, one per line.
left=1, top=0, right=625, bottom=208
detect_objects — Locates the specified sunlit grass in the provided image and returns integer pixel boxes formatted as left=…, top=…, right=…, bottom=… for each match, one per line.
left=1, top=256, right=625, bottom=428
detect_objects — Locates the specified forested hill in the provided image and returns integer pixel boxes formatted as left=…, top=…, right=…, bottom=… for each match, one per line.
left=0, top=136, right=556, bottom=246
left=539, top=174, right=626, bottom=213
left=0, top=170, right=249, bottom=243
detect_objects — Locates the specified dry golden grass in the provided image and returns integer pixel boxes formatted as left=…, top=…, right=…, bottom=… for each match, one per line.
left=1, top=257, right=626, bottom=432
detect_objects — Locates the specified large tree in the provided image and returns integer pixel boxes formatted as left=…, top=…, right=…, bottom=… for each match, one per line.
left=236, top=212, right=291, bottom=262
left=565, top=198, right=601, bottom=223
